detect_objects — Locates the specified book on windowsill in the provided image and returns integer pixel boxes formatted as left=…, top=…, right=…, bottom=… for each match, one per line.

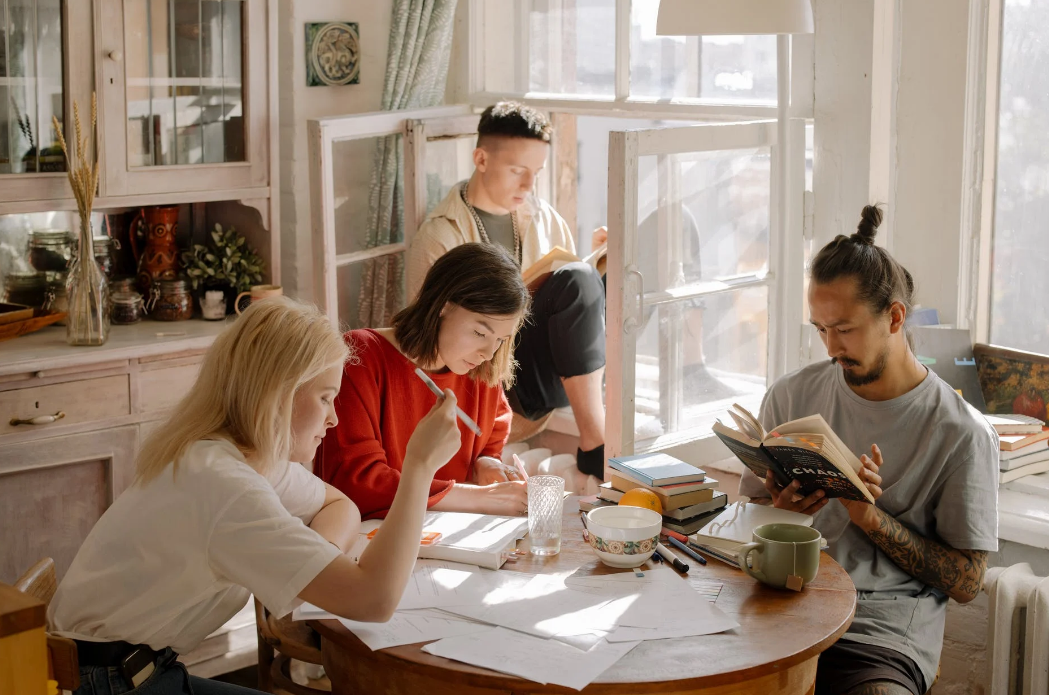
left=520, top=243, right=607, bottom=291
left=607, top=452, right=706, bottom=486
left=712, top=403, right=876, bottom=504
left=999, top=458, right=1049, bottom=484
left=1000, top=440, right=1049, bottom=465
left=998, top=429, right=1049, bottom=452
left=985, top=413, right=1045, bottom=435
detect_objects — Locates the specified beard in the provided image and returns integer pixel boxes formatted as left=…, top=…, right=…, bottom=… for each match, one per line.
left=832, top=348, right=889, bottom=387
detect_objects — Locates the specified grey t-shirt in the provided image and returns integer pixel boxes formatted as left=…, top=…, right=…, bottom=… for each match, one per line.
left=738, top=360, right=999, bottom=688
left=473, top=207, right=516, bottom=258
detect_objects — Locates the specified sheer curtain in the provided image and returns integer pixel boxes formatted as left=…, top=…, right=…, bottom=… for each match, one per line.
left=357, top=0, right=458, bottom=327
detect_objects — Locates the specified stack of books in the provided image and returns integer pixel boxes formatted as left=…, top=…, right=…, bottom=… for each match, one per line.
left=990, top=414, right=1049, bottom=484
left=578, top=452, right=728, bottom=534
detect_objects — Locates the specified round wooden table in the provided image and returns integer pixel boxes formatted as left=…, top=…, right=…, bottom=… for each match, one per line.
left=312, top=508, right=856, bottom=695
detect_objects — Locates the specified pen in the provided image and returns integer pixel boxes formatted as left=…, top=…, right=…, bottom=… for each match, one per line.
left=512, top=453, right=529, bottom=482
left=655, top=542, right=689, bottom=574
left=667, top=535, right=707, bottom=566
left=413, top=367, right=483, bottom=436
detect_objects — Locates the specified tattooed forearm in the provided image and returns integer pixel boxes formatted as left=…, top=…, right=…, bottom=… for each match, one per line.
left=862, top=507, right=988, bottom=603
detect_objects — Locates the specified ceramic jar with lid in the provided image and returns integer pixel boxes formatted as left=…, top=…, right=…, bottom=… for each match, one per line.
left=110, top=291, right=146, bottom=325
left=147, top=278, right=193, bottom=321
left=28, top=230, right=74, bottom=273
left=3, top=270, right=48, bottom=307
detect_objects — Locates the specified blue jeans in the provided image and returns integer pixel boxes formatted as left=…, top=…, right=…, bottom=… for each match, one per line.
left=73, top=648, right=262, bottom=695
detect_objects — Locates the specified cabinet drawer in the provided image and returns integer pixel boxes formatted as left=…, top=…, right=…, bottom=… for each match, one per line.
left=139, top=363, right=202, bottom=413
left=0, top=375, right=131, bottom=435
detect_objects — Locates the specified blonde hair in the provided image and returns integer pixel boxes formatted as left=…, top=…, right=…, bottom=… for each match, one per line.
left=135, top=297, right=350, bottom=484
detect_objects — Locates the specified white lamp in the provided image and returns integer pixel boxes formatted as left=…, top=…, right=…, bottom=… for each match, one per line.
left=656, top=0, right=814, bottom=36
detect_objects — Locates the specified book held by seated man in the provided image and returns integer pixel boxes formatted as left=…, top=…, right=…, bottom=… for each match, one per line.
left=712, top=403, right=876, bottom=504
left=520, top=243, right=607, bottom=290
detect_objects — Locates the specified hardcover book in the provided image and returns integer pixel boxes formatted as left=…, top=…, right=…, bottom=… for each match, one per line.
left=712, top=403, right=876, bottom=504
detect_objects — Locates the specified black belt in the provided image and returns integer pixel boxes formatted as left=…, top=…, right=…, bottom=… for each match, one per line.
left=74, top=639, right=160, bottom=667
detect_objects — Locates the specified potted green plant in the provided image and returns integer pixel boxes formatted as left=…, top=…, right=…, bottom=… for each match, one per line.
left=181, top=224, right=264, bottom=315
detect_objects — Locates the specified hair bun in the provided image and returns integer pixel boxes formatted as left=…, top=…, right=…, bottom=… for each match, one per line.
left=851, top=205, right=883, bottom=245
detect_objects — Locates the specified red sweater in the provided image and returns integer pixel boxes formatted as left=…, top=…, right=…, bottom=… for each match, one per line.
left=316, top=329, right=512, bottom=519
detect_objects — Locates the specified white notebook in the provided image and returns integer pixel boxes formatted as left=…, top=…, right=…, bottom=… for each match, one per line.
left=353, top=511, right=529, bottom=571
left=689, top=501, right=813, bottom=551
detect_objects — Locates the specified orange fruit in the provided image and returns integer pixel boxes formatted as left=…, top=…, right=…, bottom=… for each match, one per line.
left=618, top=488, right=663, bottom=515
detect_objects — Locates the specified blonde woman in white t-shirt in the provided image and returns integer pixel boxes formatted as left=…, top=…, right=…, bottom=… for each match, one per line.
left=48, top=297, right=463, bottom=695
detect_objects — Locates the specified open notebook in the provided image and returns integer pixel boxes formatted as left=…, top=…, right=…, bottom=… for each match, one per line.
left=350, top=511, right=530, bottom=571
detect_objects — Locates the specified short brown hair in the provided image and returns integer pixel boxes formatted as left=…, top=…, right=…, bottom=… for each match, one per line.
left=477, top=101, right=552, bottom=147
left=393, top=244, right=530, bottom=387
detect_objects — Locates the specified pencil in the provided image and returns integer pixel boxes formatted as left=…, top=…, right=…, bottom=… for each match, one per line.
left=413, top=367, right=483, bottom=436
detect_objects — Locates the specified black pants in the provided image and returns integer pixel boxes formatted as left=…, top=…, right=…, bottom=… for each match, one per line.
left=509, top=262, right=606, bottom=420
left=814, top=640, right=927, bottom=695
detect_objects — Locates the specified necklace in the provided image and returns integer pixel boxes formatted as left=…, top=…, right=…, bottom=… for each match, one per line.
left=460, top=183, right=521, bottom=264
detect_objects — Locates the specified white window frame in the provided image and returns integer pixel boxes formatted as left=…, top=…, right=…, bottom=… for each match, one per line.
left=463, top=1, right=810, bottom=463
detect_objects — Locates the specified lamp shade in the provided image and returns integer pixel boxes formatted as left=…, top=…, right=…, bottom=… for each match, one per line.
left=656, top=0, right=814, bottom=35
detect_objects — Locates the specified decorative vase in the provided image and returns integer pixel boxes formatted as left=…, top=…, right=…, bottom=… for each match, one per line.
left=65, top=216, right=110, bottom=346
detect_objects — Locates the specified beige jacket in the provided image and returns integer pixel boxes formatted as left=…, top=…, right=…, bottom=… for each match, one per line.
left=406, top=182, right=575, bottom=300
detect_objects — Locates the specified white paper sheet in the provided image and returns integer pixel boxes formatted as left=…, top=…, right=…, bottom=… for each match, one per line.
left=394, top=560, right=499, bottom=610
left=605, top=599, right=739, bottom=642
left=422, top=626, right=641, bottom=691
left=336, top=611, right=490, bottom=651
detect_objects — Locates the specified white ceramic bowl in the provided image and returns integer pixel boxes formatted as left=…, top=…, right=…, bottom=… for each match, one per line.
left=584, top=505, right=663, bottom=568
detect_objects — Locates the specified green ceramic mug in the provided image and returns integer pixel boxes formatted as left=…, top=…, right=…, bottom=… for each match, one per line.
left=738, top=523, right=822, bottom=590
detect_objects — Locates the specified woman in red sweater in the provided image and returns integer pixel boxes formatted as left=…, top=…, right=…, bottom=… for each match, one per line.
left=316, top=243, right=532, bottom=519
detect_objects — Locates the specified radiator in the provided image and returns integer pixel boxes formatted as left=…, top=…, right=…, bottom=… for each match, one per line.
left=985, top=563, right=1049, bottom=694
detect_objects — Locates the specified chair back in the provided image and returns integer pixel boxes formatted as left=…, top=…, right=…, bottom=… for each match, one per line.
left=255, top=598, right=328, bottom=694
left=14, top=558, right=80, bottom=691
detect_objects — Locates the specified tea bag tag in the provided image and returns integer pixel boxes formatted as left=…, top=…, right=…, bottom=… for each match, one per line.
left=785, top=543, right=804, bottom=591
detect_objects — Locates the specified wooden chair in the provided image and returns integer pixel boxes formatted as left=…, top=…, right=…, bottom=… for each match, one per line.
left=14, top=558, right=80, bottom=692
left=254, top=598, right=330, bottom=694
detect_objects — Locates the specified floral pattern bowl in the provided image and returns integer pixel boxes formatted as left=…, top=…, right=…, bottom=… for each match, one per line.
left=585, top=506, right=662, bottom=568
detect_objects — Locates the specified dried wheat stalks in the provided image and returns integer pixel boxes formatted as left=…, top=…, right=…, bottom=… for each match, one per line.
left=53, top=94, right=106, bottom=344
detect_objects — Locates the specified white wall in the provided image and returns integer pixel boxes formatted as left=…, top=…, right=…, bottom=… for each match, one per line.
left=278, top=0, right=394, bottom=300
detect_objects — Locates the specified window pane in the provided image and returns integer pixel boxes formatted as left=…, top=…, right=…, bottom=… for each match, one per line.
left=337, top=252, right=406, bottom=330
left=634, top=286, right=768, bottom=445
left=423, top=134, right=475, bottom=216
left=124, top=0, right=245, bottom=166
left=483, top=0, right=615, bottom=97
left=991, top=0, right=1049, bottom=351
left=332, top=134, right=403, bottom=256
left=629, top=1, right=777, bottom=104
left=0, top=0, right=64, bottom=175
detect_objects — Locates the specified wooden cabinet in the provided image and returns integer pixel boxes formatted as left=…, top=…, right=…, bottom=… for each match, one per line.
left=0, top=0, right=277, bottom=213
left=0, top=347, right=205, bottom=586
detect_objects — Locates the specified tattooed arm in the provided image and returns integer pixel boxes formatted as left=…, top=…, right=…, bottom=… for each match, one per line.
left=852, top=506, right=988, bottom=603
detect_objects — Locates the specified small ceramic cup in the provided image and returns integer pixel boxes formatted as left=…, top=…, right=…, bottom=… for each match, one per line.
left=200, top=290, right=227, bottom=320
left=235, top=284, right=283, bottom=315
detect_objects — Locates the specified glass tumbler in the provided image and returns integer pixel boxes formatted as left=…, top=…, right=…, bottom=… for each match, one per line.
left=527, top=475, right=565, bottom=556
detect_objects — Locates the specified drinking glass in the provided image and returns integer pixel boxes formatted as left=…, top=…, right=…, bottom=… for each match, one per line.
left=527, top=475, right=565, bottom=556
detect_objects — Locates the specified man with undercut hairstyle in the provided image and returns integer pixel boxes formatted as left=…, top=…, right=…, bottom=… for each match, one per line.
left=407, top=102, right=607, bottom=487
left=739, top=205, right=999, bottom=695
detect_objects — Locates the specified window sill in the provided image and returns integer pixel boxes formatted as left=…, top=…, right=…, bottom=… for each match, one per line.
left=999, top=473, right=1049, bottom=551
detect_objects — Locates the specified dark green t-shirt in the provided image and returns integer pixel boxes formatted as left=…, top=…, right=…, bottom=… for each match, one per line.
left=473, top=207, right=515, bottom=256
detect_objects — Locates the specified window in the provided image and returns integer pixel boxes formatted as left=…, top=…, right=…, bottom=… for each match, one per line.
left=990, top=0, right=1049, bottom=352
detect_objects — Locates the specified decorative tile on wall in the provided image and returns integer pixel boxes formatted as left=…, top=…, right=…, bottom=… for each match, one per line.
left=305, top=22, right=360, bottom=87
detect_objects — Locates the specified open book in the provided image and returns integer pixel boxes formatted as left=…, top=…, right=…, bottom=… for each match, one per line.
left=712, top=403, right=876, bottom=504
left=521, top=243, right=607, bottom=290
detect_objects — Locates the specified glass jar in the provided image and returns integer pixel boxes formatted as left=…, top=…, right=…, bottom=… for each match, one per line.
left=109, top=276, right=137, bottom=295
left=110, top=291, right=146, bottom=325
left=92, top=235, right=121, bottom=279
left=3, top=271, right=48, bottom=307
left=28, top=230, right=74, bottom=273
left=148, top=279, right=193, bottom=321
left=43, top=276, right=68, bottom=324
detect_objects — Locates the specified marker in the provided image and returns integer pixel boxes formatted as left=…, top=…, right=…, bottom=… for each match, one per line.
left=667, top=535, right=707, bottom=566
left=655, top=542, right=689, bottom=574
left=414, top=367, right=482, bottom=436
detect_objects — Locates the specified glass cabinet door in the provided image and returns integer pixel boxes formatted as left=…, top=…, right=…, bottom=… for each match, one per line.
left=100, top=0, right=269, bottom=197
left=0, top=0, right=84, bottom=204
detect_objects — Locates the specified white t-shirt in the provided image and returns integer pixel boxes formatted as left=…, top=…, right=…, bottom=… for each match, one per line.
left=47, top=439, right=342, bottom=654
